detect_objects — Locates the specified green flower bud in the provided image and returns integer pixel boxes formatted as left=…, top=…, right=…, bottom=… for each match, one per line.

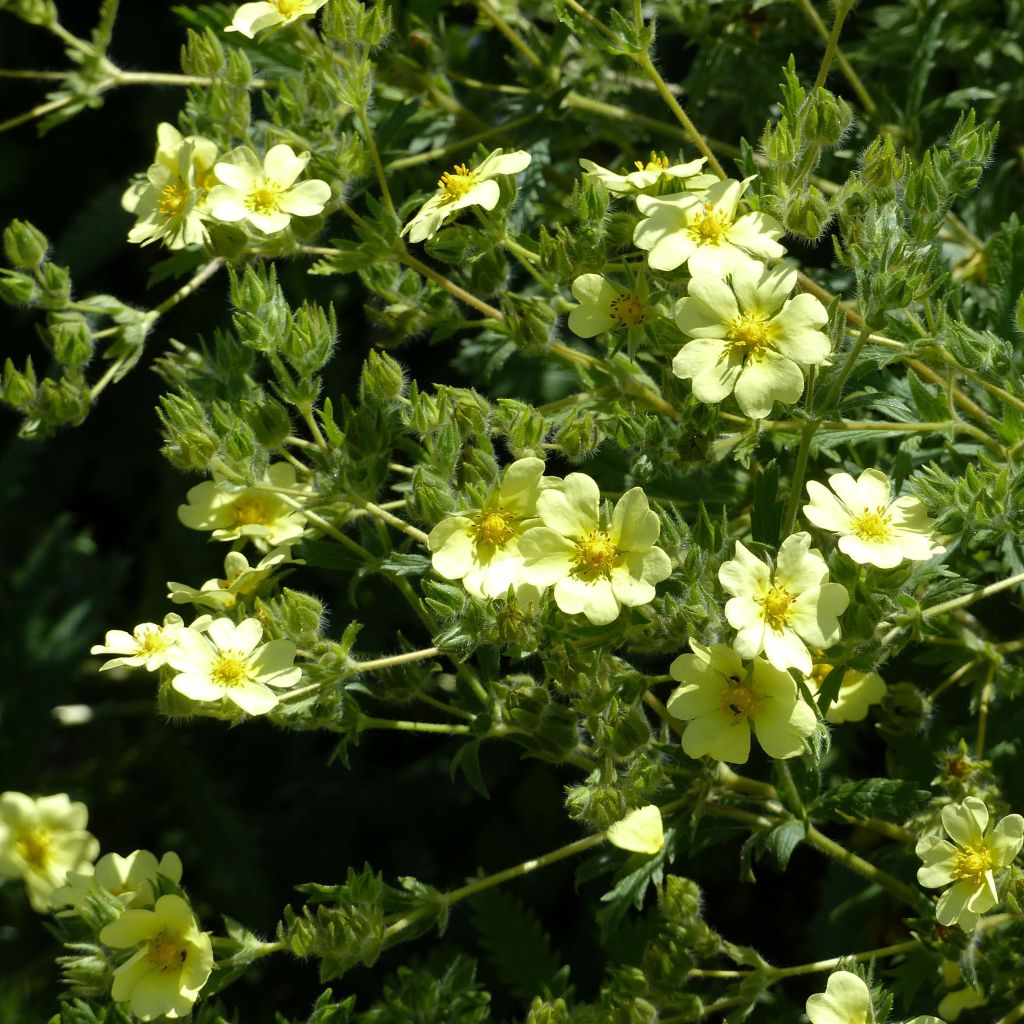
left=555, top=409, right=601, bottom=461
left=762, top=123, right=797, bottom=166
left=784, top=187, right=831, bottom=240
left=502, top=293, right=556, bottom=354
left=861, top=137, right=905, bottom=192
left=0, top=269, right=39, bottom=305
left=3, top=219, right=49, bottom=268
left=244, top=397, right=293, bottom=448
left=803, top=90, right=852, bottom=146
left=6, top=0, right=57, bottom=27
left=48, top=314, right=94, bottom=368
left=2, top=357, right=37, bottom=409
left=360, top=349, right=406, bottom=405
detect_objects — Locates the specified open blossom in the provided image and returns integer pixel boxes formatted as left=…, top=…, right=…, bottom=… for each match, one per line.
left=672, top=262, right=831, bottom=419
left=178, top=462, right=308, bottom=549
left=91, top=613, right=188, bottom=672
left=401, top=149, right=532, bottom=243
left=804, top=468, right=945, bottom=568
left=916, top=797, right=1024, bottom=931
left=428, top=457, right=555, bottom=599
left=123, top=123, right=218, bottom=250
left=167, top=547, right=294, bottom=611
left=54, top=849, right=183, bottom=911
left=166, top=616, right=302, bottom=715
left=206, top=144, right=330, bottom=234
left=606, top=805, right=664, bottom=855
left=633, top=176, right=785, bottom=274
left=806, top=971, right=945, bottom=1024
left=0, top=792, right=99, bottom=912
left=567, top=274, right=650, bottom=338
left=806, top=660, right=887, bottom=724
left=938, top=962, right=987, bottom=1021
left=226, top=0, right=328, bottom=38
left=101, top=894, right=213, bottom=1021
left=579, top=152, right=715, bottom=194
left=719, top=533, right=849, bottom=676
left=667, top=642, right=815, bottom=764
left=519, top=474, right=672, bottom=626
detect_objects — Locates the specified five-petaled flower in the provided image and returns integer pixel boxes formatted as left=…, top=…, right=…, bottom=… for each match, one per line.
left=226, top=0, right=328, bottom=38
left=579, top=152, right=715, bottom=194
left=123, top=123, right=218, bottom=250
left=0, top=792, right=99, bottom=912
left=804, top=468, right=945, bottom=568
left=167, top=547, right=294, bottom=611
left=633, top=176, right=784, bottom=275
left=519, top=473, right=672, bottom=625
left=806, top=660, right=887, bottom=724
left=207, top=144, right=331, bottom=234
left=100, top=893, right=214, bottom=1021
left=177, top=462, right=309, bottom=549
left=719, top=533, right=849, bottom=676
left=567, top=273, right=650, bottom=338
left=916, top=796, right=1024, bottom=931
left=428, top=457, right=555, bottom=599
left=91, top=612, right=189, bottom=672
left=672, top=262, right=831, bottom=419
left=806, top=971, right=944, bottom=1024
left=401, top=149, right=532, bottom=243
left=667, top=641, right=815, bottom=764
left=54, top=849, right=183, bottom=911
left=166, top=616, right=302, bottom=715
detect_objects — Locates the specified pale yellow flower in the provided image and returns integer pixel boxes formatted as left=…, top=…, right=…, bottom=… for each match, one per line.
left=101, top=893, right=213, bottom=1020
left=165, top=616, right=302, bottom=715
left=0, top=792, right=99, bottom=912
left=226, top=0, right=328, bottom=38
left=54, top=849, right=183, bottom=911
left=916, top=796, right=1024, bottom=931
left=804, top=468, right=945, bottom=568
left=938, top=962, right=987, bottom=1021
left=806, top=661, right=887, bottom=724
left=167, top=547, right=294, bottom=610
left=579, top=152, right=715, bottom=194
left=177, top=462, right=308, bottom=549
left=667, top=641, right=815, bottom=764
left=402, top=149, right=532, bottom=243
left=719, top=533, right=849, bottom=676
left=806, top=972, right=871, bottom=1024
left=428, top=457, right=555, bottom=599
left=519, top=474, right=672, bottom=626
left=606, top=805, right=664, bottom=854
left=91, top=613, right=187, bottom=672
left=566, top=274, right=650, bottom=338
left=207, top=144, right=330, bottom=234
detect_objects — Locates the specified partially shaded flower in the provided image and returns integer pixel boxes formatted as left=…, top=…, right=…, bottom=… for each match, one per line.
left=167, top=547, right=294, bottom=610
left=177, top=463, right=309, bottom=549
left=916, top=796, right=1024, bottom=931
left=91, top=613, right=188, bottom=672
left=672, top=262, right=830, bottom=419
left=806, top=660, right=887, bottom=724
left=207, top=144, right=330, bottom=234
left=806, top=972, right=872, bottom=1024
left=226, top=0, right=328, bottom=38
left=633, top=176, right=784, bottom=274
left=100, top=894, right=213, bottom=1021
left=579, top=152, right=715, bottom=194
left=54, top=849, right=183, bottom=911
left=0, top=792, right=99, bottom=912
left=520, top=474, right=672, bottom=626
left=606, top=805, right=664, bottom=854
left=567, top=273, right=650, bottom=338
left=401, top=149, right=531, bottom=243
left=667, top=641, right=815, bottom=764
left=428, top=457, right=555, bottom=599
left=719, top=533, right=849, bottom=676
left=165, top=617, right=302, bottom=715
left=938, top=961, right=987, bottom=1021
left=804, top=468, right=945, bottom=568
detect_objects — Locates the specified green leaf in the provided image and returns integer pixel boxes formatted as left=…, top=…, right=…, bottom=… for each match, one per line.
left=811, top=778, right=931, bottom=824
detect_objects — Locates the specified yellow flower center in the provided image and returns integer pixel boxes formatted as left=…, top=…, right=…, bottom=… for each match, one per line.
left=473, top=508, right=515, bottom=547
left=438, top=163, right=476, bottom=201
left=15, top=828, right=52, bottom=870
left=211, top=653, right=249, bottom=688
left=573, top=530, right=619, bottom=580
left=245, top=183, right=283, bottom=216
left=760, top=584, right=795, bottom=632
left=231, top=495, right=272, bottom=526
left=721, top=681, right=756, bottom=719
left=689, top=204, right=731, bottom=245
left=147, top=931, right=187, bottom=972
left=727, top=312, right=773, bottom=360
left=138, top=627, right=170, bottom=655
left=809, top=662, right=833, bottom=687
left=849, top=506, right=893, bottom=542
left=634, top=152, right=669, bottom=172
left=953, top=843, right=993, bottom=887
left=157, top=183, right=188, bottom=216
left=609, top=294, right=646, bottom=327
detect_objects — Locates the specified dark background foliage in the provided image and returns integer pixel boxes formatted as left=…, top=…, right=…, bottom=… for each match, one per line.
left=1, top=0, right=1022, bottom=1020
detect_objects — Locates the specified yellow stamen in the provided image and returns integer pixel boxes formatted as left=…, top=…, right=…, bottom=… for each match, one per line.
left=211, top=653, right=249, bottom=688
left=473, top=508, right=515, bottom=547
left=609, top=294, right=646, bottom=327
left=139, top=628, right=170, bottom=655
left=849, top=506, right=893, bottom=542
left=634, top=152, right=670, bottom=172
left=573, top=530, right=619, bottom=580
left=157, top=183, right=187, bottom=216
left=231, top=495, right=271, bottom=526
left=953, top=843, right=993, bottom=887
left=245, top=184, right=282, bottom=216
left=721, top=682, right=756, bottom=719
left=760, top=584, right=794, bottom=632
left=147, top=931, right=187, bottom=972
left=15, top=828, right=52, bottom=870
left=689, top=204, right=730, bottom=245
left=438, top=163, right=475, bottom=201
left=727, top=312, right=773, bottom=361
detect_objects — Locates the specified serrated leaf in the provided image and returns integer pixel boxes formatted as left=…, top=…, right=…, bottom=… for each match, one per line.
left=811, top=778, right=931, bottom=824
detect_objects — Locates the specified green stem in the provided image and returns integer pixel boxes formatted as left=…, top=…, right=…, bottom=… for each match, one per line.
left=0, top=94, right=73, bottom=134
left=819, top=322, right=872, bottom=413
left=358, top=500, right=430, bottom=545
left=352, top=647, right=441, bottom=673
left=924, top=571, right=1024, bottom=618
left=361, top=717, right=470, bottom=735
left=780, top=421, right=814, bottom=537
left=469, top=0, right=547, bottom=73
left=995, top=998, right=1024, bottom=1024
left=813, top=0, right=851, bottom=89
left=356, top=107, right=396, bottom=218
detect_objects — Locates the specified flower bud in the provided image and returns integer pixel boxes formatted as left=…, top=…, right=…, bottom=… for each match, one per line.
left=785, top=187, right=831, bottom=240
left=48, top=315, right=94, bottom=368
left=555, top=410, right=601, bottom=461
left=3, top=219, right=49, bottom=268
left=360, top=349, right=406, bottom=405
left=0, top=269, right=39, bottom=305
